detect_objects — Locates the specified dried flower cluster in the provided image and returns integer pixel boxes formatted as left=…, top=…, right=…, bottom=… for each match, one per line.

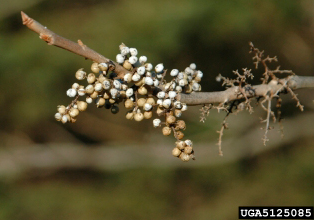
left=54, top=43, right=203, bottom=161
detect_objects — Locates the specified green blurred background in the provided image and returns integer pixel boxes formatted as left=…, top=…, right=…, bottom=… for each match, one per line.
left=0, top=0, right=314, bottom=219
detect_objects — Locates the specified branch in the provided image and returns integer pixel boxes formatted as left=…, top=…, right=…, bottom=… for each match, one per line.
left=21, top=11, right=130, bottom=79
left=178, top=75, right=314, bottom=105
left=21, top=12, right=314, bottom=107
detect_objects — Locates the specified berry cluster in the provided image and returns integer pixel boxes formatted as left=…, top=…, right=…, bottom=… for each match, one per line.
left=54, top=43, right=203, bottom=161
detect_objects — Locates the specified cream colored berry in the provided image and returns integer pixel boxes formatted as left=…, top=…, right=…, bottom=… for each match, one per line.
left=184, top=146, right=193, bottom=154
left=162, top=126, right=172, bottom=136
left=134, top=112, right=144, bottom=121
left=77, top=101, right=88, bottom=111
left=69, top=108, right=79, bottom=118
left=96, top=98, right=106, bottom=107
left=138, top=86, right=147, bottom=95
left=124, top=99, right=134, bottom=109
left=87, top=73, right=96, bottom=84
left=175, top=131, right=184, bottom=140
left=172, top=147, right=181, bottom=157
left=166, top=115, right=176, bottom=125
left=137, top=98, right=146, bottom=107
left=75, top=68, right=86, bottom=80
left=180, top=153, right=190, bottom=162
left=57, top=105, right=66, bottom=114
left=175, top=120, right=186, bottom=130
left=146, top=97, right=155, bottom=106
left=126, top=111, right=134, bottom=120
left=176, top=141, right=186, bottom=150
left=91, top=62, right=100, bottom=73
left=144, top=111, right=153, bottom=119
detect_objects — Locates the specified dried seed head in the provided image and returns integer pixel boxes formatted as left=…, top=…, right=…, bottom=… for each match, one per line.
left=162, top=126, right=172, bottom=136
left=172, top=147, right=181, bottom=157
left=91, top=62, right=100, bottom=73
left=156, top=107, right=165, bottom=116
left=75, top=68, right=86, bottom=80
left=77, top=101, right=88, bottom=111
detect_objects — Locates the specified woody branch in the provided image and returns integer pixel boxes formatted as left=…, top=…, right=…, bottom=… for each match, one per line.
left=21, top=11, right=314, bottom=106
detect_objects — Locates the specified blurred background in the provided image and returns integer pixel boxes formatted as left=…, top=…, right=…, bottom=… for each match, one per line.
left=0, top=0, right=314, bottom=219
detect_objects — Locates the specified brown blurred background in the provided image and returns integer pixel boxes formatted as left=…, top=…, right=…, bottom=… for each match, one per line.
left=0, top=0, right=314, bottom=219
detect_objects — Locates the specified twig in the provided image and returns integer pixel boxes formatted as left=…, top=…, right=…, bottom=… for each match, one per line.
left=21, top=11, right=131, bottom=79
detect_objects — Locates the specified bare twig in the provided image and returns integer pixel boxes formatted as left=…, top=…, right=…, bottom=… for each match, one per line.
left=21, top=11, right=131, bottom=79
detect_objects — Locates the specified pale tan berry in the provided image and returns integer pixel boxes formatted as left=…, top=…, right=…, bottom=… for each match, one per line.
left=96, top=98, right=106, bottom=107
left=166, top=115, right=176, bottom=125
left=123, top=60, right=133, bottom=70
left=179, top=153, right=190, bottom=162
left=162, top=126, right=172, bottom=136
left=172, top=147, right=181, bottom=157
left=175, top=131, right=184, bottom=140
left=98, top=63, right=108, bottom=71
left=109, top=98, right=116, bottom=104
left=90, top=91, right=98, bottom=99
left=91, top=62, right=100, bottom=73
left=138, top=86, right=147, bottom=95
left=156, top=107, right=165, bottom=116
left=137, top=98, right=146, bottom=107
left=176, top=141, right=186, bottom=150
left=69, top=108, right=79, bottom=118
left=175, top=120, right=186, bottom=130
left=134, top=112, right=144, bottom=121
left=124, top=99, right=134, bottom=109
left=146, top=97, right=155, bottom=106
left=87, top=73, right=96, bottom=84
left=75, top=68, right=86, bottom=80
left=126, top=111, right=134, bottom=120
left=174, top=109, right=182, bottom=117
left=77, top=101, right=88, bottom=111
left=134, top=77, right=145, bottom=87
left=144, top=111, right=153, bottom=119
left=184, top=146, right=193, bottom=154
left=57, top=105, right=66, bottom=114
left=103, top=92, right=110, bottom=99
left=85, top=85, right=94, bottom=94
